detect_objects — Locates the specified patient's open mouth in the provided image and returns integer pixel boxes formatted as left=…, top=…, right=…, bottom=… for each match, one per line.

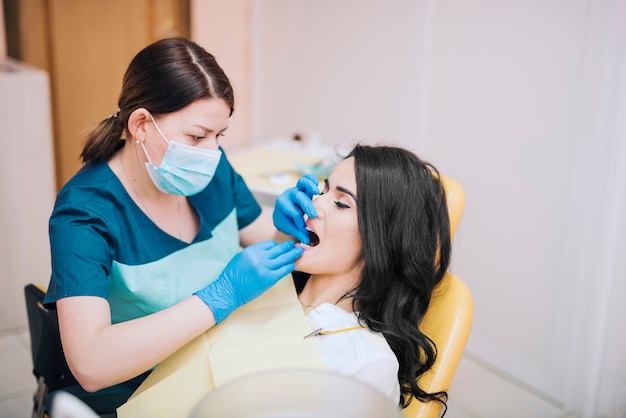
left=308, top=230, right=320, bottom=247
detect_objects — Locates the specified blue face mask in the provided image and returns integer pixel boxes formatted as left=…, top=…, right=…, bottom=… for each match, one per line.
left=140, top=113, right=222, bottom=196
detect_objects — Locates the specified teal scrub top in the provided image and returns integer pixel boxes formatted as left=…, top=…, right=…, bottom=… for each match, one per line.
left=44, top=150, right=262, bottom=324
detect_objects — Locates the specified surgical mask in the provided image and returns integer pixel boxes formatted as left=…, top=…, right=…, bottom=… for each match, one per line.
left=140, top=113, right=222, bottom=196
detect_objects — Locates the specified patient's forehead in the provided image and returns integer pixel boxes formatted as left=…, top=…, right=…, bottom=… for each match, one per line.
left=328, top=157, right=356, bottom=192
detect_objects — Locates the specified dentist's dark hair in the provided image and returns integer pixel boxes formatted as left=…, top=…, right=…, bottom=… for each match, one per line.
left=345, top=144, right=451, bottom=412
left=80, top=37, right=234, bottom=163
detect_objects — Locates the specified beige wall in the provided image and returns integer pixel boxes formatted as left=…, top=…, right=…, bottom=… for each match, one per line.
left=190, top=0, right=252, bottom=153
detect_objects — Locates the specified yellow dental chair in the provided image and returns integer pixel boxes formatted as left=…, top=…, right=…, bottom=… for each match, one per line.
left=402, top=175, right=474, bottom=418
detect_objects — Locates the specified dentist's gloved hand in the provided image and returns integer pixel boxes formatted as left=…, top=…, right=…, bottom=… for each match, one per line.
left=194, top=240, right=303, bottom=323
left=273, top=174, right=319, bottom=244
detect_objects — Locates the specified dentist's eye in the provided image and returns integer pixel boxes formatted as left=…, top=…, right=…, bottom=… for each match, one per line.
left=334, top=201, right=350, bottom=209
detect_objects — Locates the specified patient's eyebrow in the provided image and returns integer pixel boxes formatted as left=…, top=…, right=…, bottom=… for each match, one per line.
left=337, top=186, right=357, bottom=201
left=325, top=179, right=356, bottom=201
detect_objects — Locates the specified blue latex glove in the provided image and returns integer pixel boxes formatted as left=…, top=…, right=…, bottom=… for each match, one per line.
left=194, top=240, right=303, bottom=323
left=273, top=174, right=319, bottom=244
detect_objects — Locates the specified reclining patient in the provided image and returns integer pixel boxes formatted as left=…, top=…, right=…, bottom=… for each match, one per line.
left=121, top=143, right=452, bottom=416
left=276, top=143, right=451, bottom=411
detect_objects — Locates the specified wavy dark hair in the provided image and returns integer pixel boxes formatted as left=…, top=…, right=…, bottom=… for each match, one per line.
left=344, top=144, right=451, bottom=411
left=80, top=37, right=234, bottom=163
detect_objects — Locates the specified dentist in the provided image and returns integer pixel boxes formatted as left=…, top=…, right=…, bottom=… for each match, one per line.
left=44, top=37, right=301, bottom=414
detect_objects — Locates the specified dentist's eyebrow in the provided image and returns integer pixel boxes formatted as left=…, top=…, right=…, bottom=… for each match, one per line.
left=192, top=124, right=229, bottom=134
left=325, top=179, right=357, bottom=201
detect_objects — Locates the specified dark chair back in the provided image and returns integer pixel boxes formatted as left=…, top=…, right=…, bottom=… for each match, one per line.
left=24, top=284, right=79, bottom=392
left=24, top=284, right=136, bottom=418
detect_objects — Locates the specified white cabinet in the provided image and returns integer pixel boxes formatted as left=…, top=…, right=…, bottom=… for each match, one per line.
left=0, top=59, right=56, bottom=331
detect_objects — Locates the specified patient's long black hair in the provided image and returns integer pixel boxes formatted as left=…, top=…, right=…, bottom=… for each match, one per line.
left=347, top=144, right=451, bottom=411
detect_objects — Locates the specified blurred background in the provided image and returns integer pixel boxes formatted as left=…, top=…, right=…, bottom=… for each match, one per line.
left=1, top=1, right=625, bottom=417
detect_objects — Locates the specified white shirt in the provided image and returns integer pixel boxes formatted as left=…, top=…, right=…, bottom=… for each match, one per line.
left=305, top=303, right=401, bottom=403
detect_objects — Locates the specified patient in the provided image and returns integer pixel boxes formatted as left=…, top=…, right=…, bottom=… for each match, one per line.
left=280, top=143, right=451, bottom=411
left=121, top=144, right=451, bottom=416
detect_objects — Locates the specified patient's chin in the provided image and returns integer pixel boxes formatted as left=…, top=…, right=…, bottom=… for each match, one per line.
left=294, top=252, right=314, bottom=271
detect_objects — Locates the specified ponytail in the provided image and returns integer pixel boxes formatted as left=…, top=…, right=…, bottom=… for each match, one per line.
left=80, top=111, right=125, bottom=163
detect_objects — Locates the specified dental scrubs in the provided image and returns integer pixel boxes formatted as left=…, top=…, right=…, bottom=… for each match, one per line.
left=305, top=304, right=401, bottom=404
left=43, top=151, right=261, bottom=411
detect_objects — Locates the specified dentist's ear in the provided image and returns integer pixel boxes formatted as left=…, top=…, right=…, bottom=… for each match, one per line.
left=127, top=108, right=151, bottom=143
